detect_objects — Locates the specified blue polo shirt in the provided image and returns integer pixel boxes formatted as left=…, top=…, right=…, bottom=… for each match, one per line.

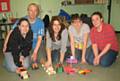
left=12, top=16, right=44, bottom=49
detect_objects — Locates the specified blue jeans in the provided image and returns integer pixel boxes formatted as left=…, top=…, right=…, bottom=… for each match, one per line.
left=86, top=46, right=118, bottom=67
left=51, top=49, right=60, bottom=63
left=3, top=52, right=30, bottom=72
left=75, top=48, right=82, bottom=61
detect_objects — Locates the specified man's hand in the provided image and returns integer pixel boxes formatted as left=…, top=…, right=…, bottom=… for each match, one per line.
left=93, top=55, right=101, bottom=66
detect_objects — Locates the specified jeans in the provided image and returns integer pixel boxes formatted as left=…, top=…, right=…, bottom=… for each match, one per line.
left=3, top=52, right=30, bottom=72
left=75, top=48, right=82, bottom=61
left=86, top=46, right=118, bottom=67
left=51, top=49, right=60, bottom=63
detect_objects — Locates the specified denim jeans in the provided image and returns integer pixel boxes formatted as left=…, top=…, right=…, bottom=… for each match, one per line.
left=85, top=46, right=118, bottom=67
left=51, top=49, right=60, bottom=63
left=75, top=48, right=82, bottom=61
left=3, top=52, right=30, bottom=72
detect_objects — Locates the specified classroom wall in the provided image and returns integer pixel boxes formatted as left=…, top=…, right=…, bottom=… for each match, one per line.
left=111, top=0, right=120, bottom=31
left=0, top=0, right=120, bottom=31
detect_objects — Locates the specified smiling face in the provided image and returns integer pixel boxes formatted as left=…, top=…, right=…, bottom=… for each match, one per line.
left=91, top=12, right=103, bottom=28
left=52, top=20, right=61, bottom=34
left=27, top=4, right=39, bottom=20
left=92, top=15, right=103, bottom=28
left=72, top=18, right=82, bottom=28
left=19, top=20, right=29, bottom=35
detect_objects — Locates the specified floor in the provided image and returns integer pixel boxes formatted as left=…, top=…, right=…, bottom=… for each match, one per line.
left=0, top=34, right=120, bottom=81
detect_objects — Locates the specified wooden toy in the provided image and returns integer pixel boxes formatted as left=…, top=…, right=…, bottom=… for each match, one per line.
left=46, top=66, right=56, bottom=75
left=16, top=67, right=30, bottom=79
left=78, top=69, right=92, bottom=75
left=66, top=56, right=78, bottom=64
left=64, top=65, right=76, bottom=74
left=56, top=63, right=64, bottom=73
left=40, top=58, right=56, bottom=75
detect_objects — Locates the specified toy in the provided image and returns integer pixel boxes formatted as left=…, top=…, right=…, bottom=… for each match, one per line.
left=46, top=66, right=56, bottom=75
left=56, top=63, right=64, bottom=73
left=64, top=65, right=76, bottom=74
left=64, top=56, right=78, bottom=74
left=78, top=69, right=92, bottom=75
left=40, top=58, right=56, bottom=75
left=66, top=56, right=78, bottom=64
left=16, top=67, right=30, bottom=79
left=66, top=56, right=78, bottom=68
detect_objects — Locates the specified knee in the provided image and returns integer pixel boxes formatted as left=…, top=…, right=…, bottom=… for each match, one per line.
left=3, top=62, right=16, bottom=72
left=9, top=68, right=16, bottom=72
left=85, top=53, right=94, bottom=65
left=86, top=58, right=94, bottom=65
left=100, top=60, right=113, bottom=67
left=6, top=66, right=16, bottom=72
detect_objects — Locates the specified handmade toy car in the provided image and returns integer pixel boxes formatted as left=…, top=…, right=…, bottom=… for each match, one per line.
left=16, top=67, right=30, bottom=79
left=78, top=69, right=92, bottom=75
left=64, top=65, right=76, bottom=74
left=40, top=58, right=56, bottom=75
left=66, top=56, right=78, bottom=64
left=46, top=66, right=56, bottom=75
left=56, top=63, right=64, bottom=73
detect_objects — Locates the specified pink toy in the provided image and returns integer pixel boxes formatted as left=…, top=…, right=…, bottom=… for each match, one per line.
left=66, top=56, right=78, bottom=64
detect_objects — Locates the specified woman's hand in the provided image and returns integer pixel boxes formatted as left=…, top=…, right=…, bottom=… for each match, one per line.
left=81, top=58, right=87, bottom=64
left=3, top=45, right=7, bottom=53
left=20, top=56, right=24, bottom=65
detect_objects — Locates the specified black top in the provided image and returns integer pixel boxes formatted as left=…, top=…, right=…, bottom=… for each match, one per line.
left=6, top=27, right=33, bottom=67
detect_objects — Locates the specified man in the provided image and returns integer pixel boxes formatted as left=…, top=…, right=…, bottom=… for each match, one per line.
left=86, top=11, right=119, bottom=67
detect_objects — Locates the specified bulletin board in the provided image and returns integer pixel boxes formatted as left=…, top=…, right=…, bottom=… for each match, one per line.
left=0, top=0, right=10, bottom=12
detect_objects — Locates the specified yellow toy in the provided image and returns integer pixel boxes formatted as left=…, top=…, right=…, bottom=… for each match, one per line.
left=78, top=69, right=92, bottom=75
left=74, top=42, right=83, bottom=49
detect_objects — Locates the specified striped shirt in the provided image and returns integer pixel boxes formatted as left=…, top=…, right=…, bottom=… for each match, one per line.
left=90, top=23, right=119, bottom=52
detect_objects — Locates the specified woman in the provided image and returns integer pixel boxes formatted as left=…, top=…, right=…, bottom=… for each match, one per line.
left=45, top=16, right=68, bottom=66
left=3, top=18, right=33, bottom=72
left=86, top=11, right=119, bottom=67
left=68, top=14, right=91, bottom=63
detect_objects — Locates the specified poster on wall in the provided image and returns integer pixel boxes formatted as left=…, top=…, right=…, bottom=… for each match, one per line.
left=0, top=0, right=10, bottom=12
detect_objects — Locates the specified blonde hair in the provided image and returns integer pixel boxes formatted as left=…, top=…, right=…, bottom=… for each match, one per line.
left=27, top=3, right=40, bottom=16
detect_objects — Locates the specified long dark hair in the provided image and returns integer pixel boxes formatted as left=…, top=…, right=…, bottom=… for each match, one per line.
left=17, top=18, right=31, bottom=28
left=48, top=16, right=65, bottom=42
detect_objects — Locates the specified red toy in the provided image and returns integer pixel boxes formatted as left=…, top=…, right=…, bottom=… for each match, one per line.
left=64, top=65, right=76, bottom=74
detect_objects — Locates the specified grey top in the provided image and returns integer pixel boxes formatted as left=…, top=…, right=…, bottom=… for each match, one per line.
left=68, top=23, right=91, bottom=47
left=46, top=28, right=68, bottom=54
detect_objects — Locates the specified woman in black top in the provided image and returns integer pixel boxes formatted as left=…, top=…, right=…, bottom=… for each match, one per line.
left=4, top=18, right=33, bottom=72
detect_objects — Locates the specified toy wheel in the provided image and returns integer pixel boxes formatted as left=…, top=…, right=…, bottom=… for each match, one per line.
left=21, top=76, right=23, bottom=79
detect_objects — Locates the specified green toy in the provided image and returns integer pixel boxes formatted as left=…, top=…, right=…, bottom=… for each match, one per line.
left=56, top=63, right=64, bottom=73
